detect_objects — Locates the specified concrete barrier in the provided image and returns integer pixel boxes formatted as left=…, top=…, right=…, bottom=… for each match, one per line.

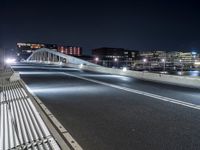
left=65, top=63, right=200, bottom=89
left=9, top=72, right=21, bottom=82
left=27, top=61, right=200, bottom=89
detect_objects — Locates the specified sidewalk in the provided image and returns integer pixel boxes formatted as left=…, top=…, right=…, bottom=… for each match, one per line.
left=0, top=72, right=61, bottom=149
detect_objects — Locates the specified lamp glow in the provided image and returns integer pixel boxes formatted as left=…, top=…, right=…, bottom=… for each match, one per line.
left=194, top=61, right=200, bottom=65
left=95, top=57, right=99, bottom=61
left=143, top=58, right=147, bottom=63
left=79, top=64, right=83, bottom=68
left=122, top=67, right=127, bottom=72
left=5, top=58, right=16, bottom=64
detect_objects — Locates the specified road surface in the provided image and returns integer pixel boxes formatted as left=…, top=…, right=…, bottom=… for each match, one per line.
left=12, top=63, right=200, bottom=150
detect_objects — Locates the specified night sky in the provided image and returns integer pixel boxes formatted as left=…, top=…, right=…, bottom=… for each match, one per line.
left=1, top=0, right=200, bottom=54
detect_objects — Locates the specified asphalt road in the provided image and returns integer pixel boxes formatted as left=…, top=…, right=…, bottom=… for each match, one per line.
left=12, top=63, right=200, bottom=150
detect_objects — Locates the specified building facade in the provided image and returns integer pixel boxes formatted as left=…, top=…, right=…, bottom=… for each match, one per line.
left=92, top=47, right=138, bottom=67
left=138, top=50, right=167, bottom=61
left=57, top=46, right=82, bottom=56
left=17, top=43, right=82, bottom=60
left=135, top=50, right=200, bottom=70
left=17, top=43, right=57, bottom=59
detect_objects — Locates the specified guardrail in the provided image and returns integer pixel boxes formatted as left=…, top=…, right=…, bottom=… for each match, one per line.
left=25, top=62, right=200, bottom=89
left=65, top=63, right=200, bottom=89
left=26, top=60, right=200, bottom=89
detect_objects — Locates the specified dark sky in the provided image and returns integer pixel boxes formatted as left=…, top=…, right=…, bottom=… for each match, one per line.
left=1, top=0, right=200, bottom=54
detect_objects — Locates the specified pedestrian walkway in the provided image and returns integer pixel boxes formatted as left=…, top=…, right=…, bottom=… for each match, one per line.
left=0, top=78, right=61, bottom=150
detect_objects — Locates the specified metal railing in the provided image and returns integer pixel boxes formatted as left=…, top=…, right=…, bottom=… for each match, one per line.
left=0, top=79, right=61, bottom=150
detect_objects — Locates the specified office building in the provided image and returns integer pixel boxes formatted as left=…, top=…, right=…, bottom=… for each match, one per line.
left=92, top=47, right=138, bottom=67
left=17, top=43, right=82, bottom=60
left=17, top=43, right=57, bottom=59
left=57, top=46, right=82, bottom=56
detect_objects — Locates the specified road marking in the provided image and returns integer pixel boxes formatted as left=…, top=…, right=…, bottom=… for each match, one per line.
left=62, top=72, right=200, bottom=111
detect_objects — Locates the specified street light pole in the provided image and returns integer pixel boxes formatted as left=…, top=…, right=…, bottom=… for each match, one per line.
left=114, top=58, right=118, bottom=68
left=162, top=58, right=165, bottom=72
left=95, top=57, right=99, bottom=65
left=143, top=58, right=147, bottom=71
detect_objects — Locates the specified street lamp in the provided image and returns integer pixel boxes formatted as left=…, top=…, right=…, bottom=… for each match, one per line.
left=95, top=57, right=99, bottom=62
left=122, top=67, right=127, bottom=72
left=161, top=58, right=165, bottom=72
left=114, top=58, right=118, bottom=62
left=5, top=58, right=16, bottom=64
left=95, top=57, right=99, bottom=65
left=143, top=58, right=147, bottom=70
left=79, top=63, right=83, bottom=69
left=113, top=58, right=118, bottom=68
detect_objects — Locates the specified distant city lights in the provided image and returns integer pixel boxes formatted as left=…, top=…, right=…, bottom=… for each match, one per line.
left=192, top=52, right=197, bottom=55
left=194, top=61, right=200, bottom=65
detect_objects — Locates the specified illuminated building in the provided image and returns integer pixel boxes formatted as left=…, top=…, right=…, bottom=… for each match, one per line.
left=92, top=47, right=138, bottom=67
left=139, top=50, right=167, bottom=61
left=17, top=43, right=57, bottom=59
left=57, top=46, right=82, bottom=56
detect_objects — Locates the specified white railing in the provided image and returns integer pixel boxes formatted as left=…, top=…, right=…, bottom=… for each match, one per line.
left=27, top=48, right=99, bottom=67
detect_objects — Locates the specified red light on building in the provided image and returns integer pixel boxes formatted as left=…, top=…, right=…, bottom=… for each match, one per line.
left=65, top=48, right=68, bottom=54
left=77, top=47, right=80, bottom=56
left=70, top=47, right=72, bottom=54
left=73, top=47, right=76, bottom=55
left=57, top=45, right=82, bottom=56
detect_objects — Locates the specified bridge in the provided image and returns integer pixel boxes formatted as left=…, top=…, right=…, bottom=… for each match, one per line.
left=27, top=48, right=98, bottom=67
left=4, top=48, right=200, bottom=149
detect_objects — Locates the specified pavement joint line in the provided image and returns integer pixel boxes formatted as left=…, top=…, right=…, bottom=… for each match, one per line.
left=62, top=72, right=200, bottom=111
left=20, top=79, right=83, bottom=150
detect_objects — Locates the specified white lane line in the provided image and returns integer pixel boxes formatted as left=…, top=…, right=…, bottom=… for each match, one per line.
left=62, top=72, right=200, bottom=111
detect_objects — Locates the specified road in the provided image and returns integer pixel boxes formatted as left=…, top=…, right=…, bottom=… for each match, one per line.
left=12, top=63, right=200, bottom=150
